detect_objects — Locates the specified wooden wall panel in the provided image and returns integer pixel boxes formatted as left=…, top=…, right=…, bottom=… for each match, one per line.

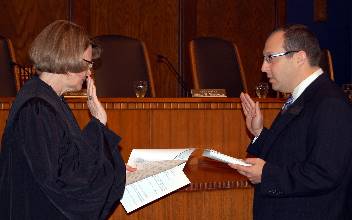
left=109, top=189, right=254, bottom=220
left=0, top=0, right=69, bottom=63
left=0, top=97, right=283, bottom=219
left=0, top=98, right=282, bottom=219
left=89, top=0, right=180, bottom=97
left=0, top=0, right=286, bottom=97
left=67, top=98, right=282, bottom=160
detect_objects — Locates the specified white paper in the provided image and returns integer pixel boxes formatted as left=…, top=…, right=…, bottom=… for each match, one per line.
left=202, top=149, right=252, bottom=166
left=125, top=160, right=186, bottom=185
left=121, top=148, right=195, bottom=213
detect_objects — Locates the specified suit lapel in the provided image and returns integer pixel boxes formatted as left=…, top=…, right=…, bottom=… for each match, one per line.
left=261, top=103, right=304, bottom=158
left=260, top=73, right=329, bottom=158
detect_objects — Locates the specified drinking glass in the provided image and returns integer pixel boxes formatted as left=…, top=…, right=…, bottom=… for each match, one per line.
left=255, top=82, right=269, bottom=98
left=133, top=80, right=148, bottom=98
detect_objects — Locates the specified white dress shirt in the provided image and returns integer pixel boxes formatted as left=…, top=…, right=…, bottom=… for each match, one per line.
left=252, top=68, right=324, bottom=143
left=290, top=68, right=323, bottom=104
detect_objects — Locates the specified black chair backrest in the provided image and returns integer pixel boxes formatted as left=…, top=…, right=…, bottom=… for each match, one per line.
left=189, top=37, right=247, bottom=97
left=93, top=35, right=155, bottom=97
left=320, top=49, right=334, bottom=81
left=0, top=35, right=17, bottom=96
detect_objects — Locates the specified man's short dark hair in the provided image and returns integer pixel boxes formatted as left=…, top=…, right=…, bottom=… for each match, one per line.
left=273, top=24, right=321, bottom=66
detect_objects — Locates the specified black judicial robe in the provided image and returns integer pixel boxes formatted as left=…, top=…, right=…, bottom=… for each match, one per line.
left=0, top=76, right=126, bottom=219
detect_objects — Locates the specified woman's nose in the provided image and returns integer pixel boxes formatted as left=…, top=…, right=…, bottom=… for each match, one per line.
left=86, top=69, right=92, bottom=77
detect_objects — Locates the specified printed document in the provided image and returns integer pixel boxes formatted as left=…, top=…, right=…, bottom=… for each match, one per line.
left=121, top=148, right=195, bottom=213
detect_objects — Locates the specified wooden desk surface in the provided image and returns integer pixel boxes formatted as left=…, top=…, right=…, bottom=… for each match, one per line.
left=183, top=149, right=251, bottom=191
left=0, top=97, right=283, bottom=220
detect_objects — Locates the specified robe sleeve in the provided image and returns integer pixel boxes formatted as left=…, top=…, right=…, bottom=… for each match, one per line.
left=16, top=98, right=126, bottom=219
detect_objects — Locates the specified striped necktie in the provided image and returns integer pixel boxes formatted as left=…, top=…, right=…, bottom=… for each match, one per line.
left=282, top=95, right=294, bottom=111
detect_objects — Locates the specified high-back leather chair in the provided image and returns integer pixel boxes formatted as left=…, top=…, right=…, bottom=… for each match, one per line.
left=14, top=65, right=36, bottom=92
left=189, top=37, right=247, bottom=97
left=93, top=35, right=155, bottom=97
left=320, top=49, right=334, bottom=81
left=0, top=35, right=17, bottom=96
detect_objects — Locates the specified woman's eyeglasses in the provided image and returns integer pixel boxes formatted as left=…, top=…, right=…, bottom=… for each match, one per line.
left=83, top=59, right=94, bottom=70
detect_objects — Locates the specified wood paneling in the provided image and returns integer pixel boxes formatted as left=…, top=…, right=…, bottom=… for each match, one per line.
left=62, top=98, right=281, bottom=159
left=0, top=97, right=283, bottom=158
left=110, top=188, right=254, bottom=220
left=0, top=97, right=283, bottom=219
left=0, top=0, right=286, bottom=97
left=0, top=0, right=69, bottom=63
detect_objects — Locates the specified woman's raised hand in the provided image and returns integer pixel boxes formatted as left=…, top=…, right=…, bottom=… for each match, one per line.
left=86, top=76, right=107, bottom=125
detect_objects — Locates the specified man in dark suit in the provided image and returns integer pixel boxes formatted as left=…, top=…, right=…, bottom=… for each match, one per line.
left=230, top=25, right=352, bottom=219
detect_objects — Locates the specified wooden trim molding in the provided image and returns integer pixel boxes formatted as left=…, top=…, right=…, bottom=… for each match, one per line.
left=67, top=97, right=284, bottom=110
left=0, top=97, right=284, bottom=110
left=184, top=179, right=251, bottom=191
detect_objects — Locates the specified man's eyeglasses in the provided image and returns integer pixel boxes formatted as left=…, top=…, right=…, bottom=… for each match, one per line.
left=83, top=59, right=94, bottom=70
left=263, top=51, right=299, bottom=63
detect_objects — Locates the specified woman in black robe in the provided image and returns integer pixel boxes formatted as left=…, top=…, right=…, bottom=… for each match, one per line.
left=0, top=20, right=127, bottom=219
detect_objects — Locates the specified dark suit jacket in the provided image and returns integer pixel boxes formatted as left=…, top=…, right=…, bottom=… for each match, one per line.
left=248, top=74, right=352, bottom=220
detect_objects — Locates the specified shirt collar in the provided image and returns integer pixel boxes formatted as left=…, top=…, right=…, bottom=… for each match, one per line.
left=291, top=68, right=323, bottom=102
